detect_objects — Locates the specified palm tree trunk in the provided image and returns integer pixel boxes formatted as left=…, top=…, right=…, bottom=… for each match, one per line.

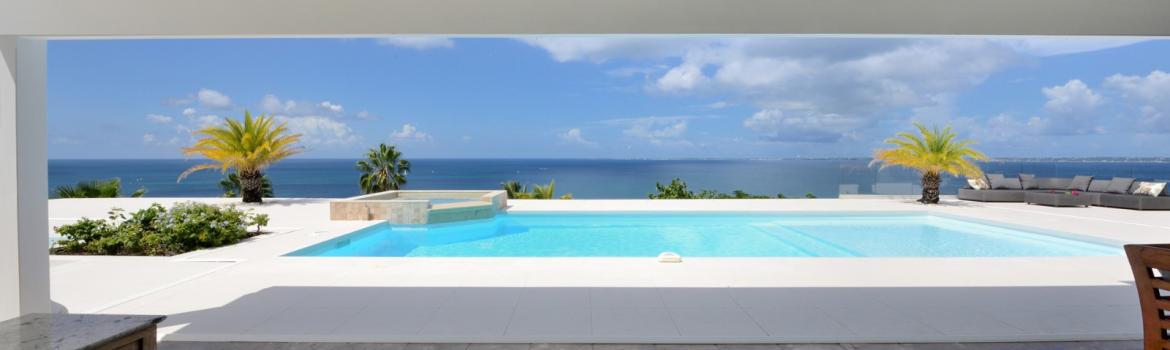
left=240, top=170, right=264, bottom=203
left=920, top=171, right=941, bottom=204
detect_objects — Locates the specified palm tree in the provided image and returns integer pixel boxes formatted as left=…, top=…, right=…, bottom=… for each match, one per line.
left=502, top=180, right=530, bottom=199
left=502, top=180, right=570, bottom=199
left=219, top=172, right=274, bottom=198
left=356, top=143, right=411, bottom=194
left=871, top=123, right=987, bottom=204
left=179, top=111, right=302, bottom=203
left=54, top=178, right=146, bottom=198
left=530, top=180, right=556, bottom=199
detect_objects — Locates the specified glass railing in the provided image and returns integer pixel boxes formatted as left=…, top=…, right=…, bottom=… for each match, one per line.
left=839, top=160, right=1170, bottom=197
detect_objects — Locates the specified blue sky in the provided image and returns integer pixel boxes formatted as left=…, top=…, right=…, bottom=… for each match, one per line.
left=47, top=36, right=1170, bottom=159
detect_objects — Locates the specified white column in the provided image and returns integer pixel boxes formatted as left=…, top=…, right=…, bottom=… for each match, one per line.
left=0, top=36, right=49, bottom=320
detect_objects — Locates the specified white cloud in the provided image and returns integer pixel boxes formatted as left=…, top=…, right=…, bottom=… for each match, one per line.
left=390, top=123, right=432, bottom=141
left=943, top=113, right=1027, bottom=144
left=1106, top=70, right=1170, bottom=102
left=356, top=110, right=380, bottom=120
left=990, top=37, right=1145, bottom=57
left=528, top=37, right=1020, bottom=143
left=656, top=64, right=708, bottom=91
left=197, top=89, right=232, bottom=109
left=1105, top=70, right=1170, bottom=133
left=376, top=37, right=455, bottom=50
left=195, top=115, right=222, bottom=128
left=742, top=109, right=868, bottom=143
left=558, top=128, right=597, bottom=147
left=713, top=57, right=807, bottom=89
left=520, top=37, right=705, bottom=63
left=319, top=101, right=344, bottom=113
left=1027, top=79, right=1105, bottom=135
left=163, top=96, right=195, bottom=106
left=146, top=114, right=173, bottom=124
left=261, top=94, right=347, bottom=116
left=607, top=116, right=692, bottom=146
left=705, top=101, right=731, bottom=109
left=278, top=115, right=359, bottom=145
left=1042, top=79, right=1103, bottom=114
left=260, top=94, right=302, bottom=115
left=142, top=133, right=156, bottom=144
left=606, top=65, right=668, bottom=78
left=163, top=92, right=357, bottom=147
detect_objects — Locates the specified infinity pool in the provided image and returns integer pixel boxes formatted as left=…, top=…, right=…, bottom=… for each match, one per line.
left=288, top=212, right=1120, bottom=257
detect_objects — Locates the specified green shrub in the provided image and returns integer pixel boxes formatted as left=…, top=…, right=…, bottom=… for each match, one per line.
left=650, top=178, right=787, bottom=199
left=648, top=178, right=695, bottom=199
left=52, top=202, right=268, bottom=256
left=53, top=178, right=146, bottom=198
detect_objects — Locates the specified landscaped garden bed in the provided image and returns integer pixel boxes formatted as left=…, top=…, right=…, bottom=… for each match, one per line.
left=52, top=202, right=268, bottom=256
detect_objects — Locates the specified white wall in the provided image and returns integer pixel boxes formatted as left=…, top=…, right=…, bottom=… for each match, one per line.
left=1, top=0, right=1169, bottom=37
left=0, top=36, right=49, bottom=320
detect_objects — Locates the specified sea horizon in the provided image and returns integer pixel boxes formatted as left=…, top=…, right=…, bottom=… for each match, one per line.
left=48, top=158, right=1170, bottom=199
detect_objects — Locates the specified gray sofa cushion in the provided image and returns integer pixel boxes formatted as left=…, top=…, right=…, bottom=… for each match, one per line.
left=991, top=177, right=1022, bottom=190
left=1107, top=177, right=1135, bottom=194
left=1018, top=174, right=1038, bottom=189
left=1067, top=175, right=1093, bottom=191
left=1087, top=179, right=1110, bottom=193
left=986, top=173, right=1005, bottom=186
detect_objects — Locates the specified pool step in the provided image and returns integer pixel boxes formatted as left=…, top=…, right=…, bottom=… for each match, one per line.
left=751, top=223, right=862, bottom=257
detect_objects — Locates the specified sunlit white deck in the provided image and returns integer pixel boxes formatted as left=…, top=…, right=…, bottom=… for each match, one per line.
left=47, top=197, right=1170, bottom=343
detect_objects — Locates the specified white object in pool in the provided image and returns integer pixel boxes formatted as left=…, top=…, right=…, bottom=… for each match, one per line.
left=658, top=252, right=682, bottom=263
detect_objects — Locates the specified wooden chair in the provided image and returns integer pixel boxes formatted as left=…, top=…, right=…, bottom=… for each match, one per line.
left=1126, top=244, right=1170, bottom=350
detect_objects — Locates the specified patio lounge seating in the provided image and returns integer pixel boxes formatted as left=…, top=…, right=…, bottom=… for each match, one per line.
left=958, top=174, right=1170, bottom=210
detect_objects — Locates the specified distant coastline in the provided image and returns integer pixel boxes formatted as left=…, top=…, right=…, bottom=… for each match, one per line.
left=48, top=158, right=1170, bottom=199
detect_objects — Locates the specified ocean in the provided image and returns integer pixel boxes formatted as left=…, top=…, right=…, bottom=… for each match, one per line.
left=47, top=159, right=1170, bottom=199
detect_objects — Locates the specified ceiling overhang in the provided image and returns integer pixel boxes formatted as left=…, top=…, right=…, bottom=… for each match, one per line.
left=2, top=0, right=1169, bottom=38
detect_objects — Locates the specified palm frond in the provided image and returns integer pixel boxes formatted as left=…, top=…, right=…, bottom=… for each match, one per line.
left=53, top=178, right=125, bottom=198
left=179, top=111, right=303, bottom=182
left=356, top=143, right=410, bottom=194
left=871, top=122, right=986, bottom=178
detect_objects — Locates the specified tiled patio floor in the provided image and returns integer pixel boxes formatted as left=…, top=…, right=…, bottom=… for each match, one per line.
left=48, top=198, right=1169, bottom=343
left=149, top=285, right=1139, bottom=343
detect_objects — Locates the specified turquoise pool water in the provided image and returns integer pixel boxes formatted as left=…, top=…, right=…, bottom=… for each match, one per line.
left=288, top=212, right=1121, bottom=257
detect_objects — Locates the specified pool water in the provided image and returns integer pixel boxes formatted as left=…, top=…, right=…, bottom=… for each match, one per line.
left=288, top=212, right=1121, bottom=257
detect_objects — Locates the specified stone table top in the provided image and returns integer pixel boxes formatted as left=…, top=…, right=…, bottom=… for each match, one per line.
left=0, top=313, right=165, bottom=350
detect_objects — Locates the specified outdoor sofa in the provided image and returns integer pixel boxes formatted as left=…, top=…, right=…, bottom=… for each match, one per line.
left=958, top=174, right=1170, bottom=210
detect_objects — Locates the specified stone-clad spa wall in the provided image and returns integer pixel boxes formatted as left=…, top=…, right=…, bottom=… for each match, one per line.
left=330, top=190, right=507, bottom=224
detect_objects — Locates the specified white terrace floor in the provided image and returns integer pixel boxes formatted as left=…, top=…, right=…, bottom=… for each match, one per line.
left=47, top=197, right=1170, bottom=344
